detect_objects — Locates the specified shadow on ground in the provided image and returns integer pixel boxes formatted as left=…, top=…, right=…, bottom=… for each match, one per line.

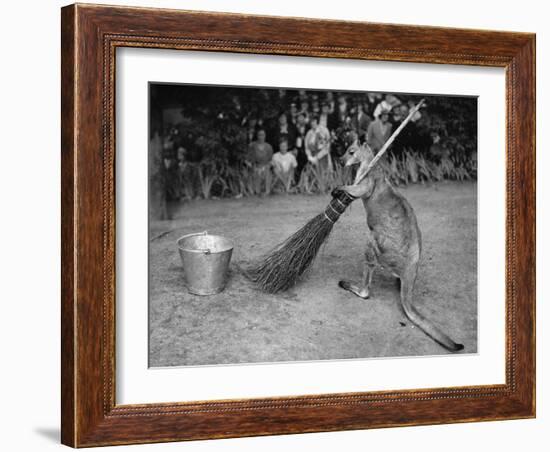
left=149, top=181, right=477, bottom=367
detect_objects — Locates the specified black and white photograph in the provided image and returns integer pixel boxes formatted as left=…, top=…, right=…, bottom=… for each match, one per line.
left=148, top=83, right=478, bottom=367
left=2, top=0, right=543, bottom=449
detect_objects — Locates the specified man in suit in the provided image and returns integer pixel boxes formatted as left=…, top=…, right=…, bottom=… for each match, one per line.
left=329, top=95, right=349, bottom=131
left=350, top=103, right=371, bottom=142
left=319, top=101, right=332, bottom=129
left=271, top=112, right=297, bottom=152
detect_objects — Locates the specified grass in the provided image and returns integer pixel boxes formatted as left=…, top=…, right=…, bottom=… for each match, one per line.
left=174, top=150, right=475, bottom=200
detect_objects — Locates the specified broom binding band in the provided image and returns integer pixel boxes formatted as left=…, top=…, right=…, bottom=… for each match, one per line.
left=323, top=188, right=356, bottom=223
left=323, top=212, right=336, bottom=224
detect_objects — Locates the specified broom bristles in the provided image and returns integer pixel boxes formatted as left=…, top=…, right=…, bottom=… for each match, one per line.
left=246, top=212, right=335, bottom=293
left=246, top=189, right=356, bottom=293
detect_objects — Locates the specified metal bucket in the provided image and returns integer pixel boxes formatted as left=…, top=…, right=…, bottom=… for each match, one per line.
left=177, top=231, right=234, bottom=295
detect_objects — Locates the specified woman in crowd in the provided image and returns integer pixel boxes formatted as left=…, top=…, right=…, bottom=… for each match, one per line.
left=246, top=128, right=274, bottom=195
left=246, top=128, right=273, bottom=166
left=305, top=115, right=333, bottom=172
left=373, top=93, right=400, bottom=118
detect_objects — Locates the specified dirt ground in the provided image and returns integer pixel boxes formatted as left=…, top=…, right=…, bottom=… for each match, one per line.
left=149, top=181, right=477, bottom=367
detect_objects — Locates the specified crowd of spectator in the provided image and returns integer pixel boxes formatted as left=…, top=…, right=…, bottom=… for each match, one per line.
left=160, top=89, right=436, bottom=199
left=241, top=90, right=426, bottom=186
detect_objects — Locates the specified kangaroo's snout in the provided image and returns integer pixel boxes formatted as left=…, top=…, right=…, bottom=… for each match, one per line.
left=339, top=153, right=354, bottom=166
left=341, top=143, right=362, bottom=167
left=341, top=142, right=374, bottom=168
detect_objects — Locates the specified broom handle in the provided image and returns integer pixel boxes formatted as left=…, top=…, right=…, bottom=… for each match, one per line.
left=353, top=98, right=425, bottom=186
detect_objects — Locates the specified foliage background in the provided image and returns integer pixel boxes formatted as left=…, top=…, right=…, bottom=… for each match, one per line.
left=150, top=84, right=478, bottom=205
left=151, top=84, right=477, bottom=163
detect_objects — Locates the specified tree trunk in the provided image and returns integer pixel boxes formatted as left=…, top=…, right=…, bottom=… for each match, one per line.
left=149, top=132, right=168, bottom=221
left=149, top=84, right=168, bottom=221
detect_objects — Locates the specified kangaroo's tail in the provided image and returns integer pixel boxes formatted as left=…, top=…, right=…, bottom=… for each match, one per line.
left=399, top=271, right=464, bottom=352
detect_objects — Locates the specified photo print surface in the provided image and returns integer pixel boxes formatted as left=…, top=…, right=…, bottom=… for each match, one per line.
left=148, top=83, right=478, bottom=367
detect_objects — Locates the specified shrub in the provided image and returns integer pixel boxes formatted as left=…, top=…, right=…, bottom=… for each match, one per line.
left=172, top=148, right=475, bottom=202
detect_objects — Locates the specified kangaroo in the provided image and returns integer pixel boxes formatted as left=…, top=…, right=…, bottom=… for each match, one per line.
left=333, top=136, right=464, bottom=352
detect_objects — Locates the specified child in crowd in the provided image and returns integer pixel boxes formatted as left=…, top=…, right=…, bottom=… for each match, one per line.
left=272, top=136, right=298, bottom=191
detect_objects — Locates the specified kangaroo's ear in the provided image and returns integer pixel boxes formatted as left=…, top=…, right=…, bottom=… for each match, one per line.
left=352, top=145, right=375, bottom=184
left=353, top=159, right=370, bottom=185
left=346, top=130, right=359, bottom=147
left=362, top=144, right=375, bottom=163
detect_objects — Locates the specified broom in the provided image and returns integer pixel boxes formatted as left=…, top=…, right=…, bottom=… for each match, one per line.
left=247, top=99, right=425, bottom=293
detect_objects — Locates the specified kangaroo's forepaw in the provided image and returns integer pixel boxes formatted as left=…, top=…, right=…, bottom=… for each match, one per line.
left=331, top=186, right=358, bottom=201
left=331, top=187, right=342, bottom=198
left=331, top=186, right=348, bottom=200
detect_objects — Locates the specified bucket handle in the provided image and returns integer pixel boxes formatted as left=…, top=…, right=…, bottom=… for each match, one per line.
left=177, top=231, right=211, bottom=254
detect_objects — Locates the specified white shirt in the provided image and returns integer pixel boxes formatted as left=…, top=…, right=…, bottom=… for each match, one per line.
left=272, top=152, right=297, bottom=173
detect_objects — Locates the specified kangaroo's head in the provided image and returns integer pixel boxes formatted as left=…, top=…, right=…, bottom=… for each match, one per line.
left=340, top=133, right=375, bottom=168
left=340, top=133, right=382, bottom=198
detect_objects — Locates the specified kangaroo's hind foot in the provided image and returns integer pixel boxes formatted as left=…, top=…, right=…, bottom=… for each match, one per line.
left=338, top=279, right=370, bottom=299
left=338, top=262, right=375, bottom=300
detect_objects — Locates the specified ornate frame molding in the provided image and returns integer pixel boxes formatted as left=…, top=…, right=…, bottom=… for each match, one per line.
left=61, top=4, right=535, bottom=447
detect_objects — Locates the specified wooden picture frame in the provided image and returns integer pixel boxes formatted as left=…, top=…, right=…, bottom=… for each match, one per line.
left=61, top=3, right=535, bottom=447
